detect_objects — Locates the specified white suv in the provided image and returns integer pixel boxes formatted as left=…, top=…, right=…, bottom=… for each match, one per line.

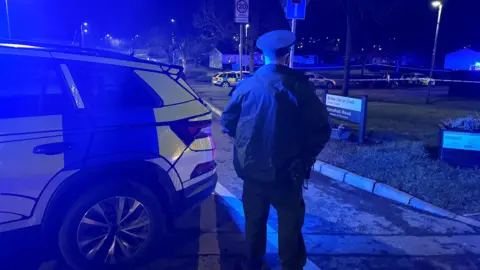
left=0, top=42, right=217, bottom=269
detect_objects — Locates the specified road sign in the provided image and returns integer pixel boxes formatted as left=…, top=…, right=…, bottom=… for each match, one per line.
left=286, top=0, right=307, bottom=20
left=323, top=93, right=368, bottom=143
left=235, top=0, right=249, bottom=23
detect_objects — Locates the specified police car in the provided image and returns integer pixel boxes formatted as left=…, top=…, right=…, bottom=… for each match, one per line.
left=400, top=72, right=436, bottom=86
left=306, top=72, right=336, bottom=89
left=211, top=71, right=250, bottom=88
left=0, top=41, right=217, bottom=269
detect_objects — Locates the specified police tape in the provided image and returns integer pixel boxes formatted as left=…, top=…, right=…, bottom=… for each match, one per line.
left=330, top=78, right=480, bottom=84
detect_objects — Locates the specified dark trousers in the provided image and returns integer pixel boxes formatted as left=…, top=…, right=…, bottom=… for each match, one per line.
left=242, top=178, right=307, bottom=270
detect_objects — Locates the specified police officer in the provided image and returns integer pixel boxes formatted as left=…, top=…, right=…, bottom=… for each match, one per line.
left=221, top=30, right=331, bottom=270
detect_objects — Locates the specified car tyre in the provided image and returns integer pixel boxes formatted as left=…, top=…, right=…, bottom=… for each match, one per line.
left=326, top=82, right=334, bottom=89
left=221, top=82, right=230, bottom=88
left=58, top=181, right=166, bottom=270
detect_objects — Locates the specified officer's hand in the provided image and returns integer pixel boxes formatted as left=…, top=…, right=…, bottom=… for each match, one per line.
left=289, top=159, right=307, bottom=182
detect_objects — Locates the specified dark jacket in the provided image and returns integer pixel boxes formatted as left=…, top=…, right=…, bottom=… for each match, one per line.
left=221, top=64, right=331, bottom=183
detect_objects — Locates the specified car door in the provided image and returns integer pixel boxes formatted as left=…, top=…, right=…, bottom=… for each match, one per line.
left=317, top=75, right=327, bottom=86
left=227, top=73, right=237, bottom=85
left=306, top=74, right=317, bottom=86
left=0, top=50, right=90, bottom=226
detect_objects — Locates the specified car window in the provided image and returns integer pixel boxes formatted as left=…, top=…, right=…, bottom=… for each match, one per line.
left=68, top=61, right=163, bottom=110
left=0, top=54, right=74, bottom=118
left=307, top=74, right=314, bottom=79
left=218, top=74, right=226, bottom=78
left=227, top=73, right=236, bottom=79
left=135, top=70, right=195, bottom=105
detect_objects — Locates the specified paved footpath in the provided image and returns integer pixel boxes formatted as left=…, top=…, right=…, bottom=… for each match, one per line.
left=3, top=83, right=479, bottom=270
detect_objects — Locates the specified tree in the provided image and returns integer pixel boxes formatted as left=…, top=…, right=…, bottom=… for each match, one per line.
left=193, top=0, right=235, bottom=43
left=338, top=0, right=400, bottom=96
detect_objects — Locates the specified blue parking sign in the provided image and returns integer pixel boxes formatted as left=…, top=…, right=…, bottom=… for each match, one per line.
left=286, top=0, right=307, bottom=20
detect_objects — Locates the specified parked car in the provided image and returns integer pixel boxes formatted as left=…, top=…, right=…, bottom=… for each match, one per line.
left=400, top=72, right=436, bottom=86
left=212, top=71, right=250, bottom=88
left=306, top=72, right=336, bottom=89
left=0, top=41, right=217, bottom=269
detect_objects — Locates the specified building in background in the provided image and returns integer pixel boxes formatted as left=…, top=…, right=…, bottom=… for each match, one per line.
left=209, top=48, right=263, bottom=70
left=444, top=48, right=480, bottom=71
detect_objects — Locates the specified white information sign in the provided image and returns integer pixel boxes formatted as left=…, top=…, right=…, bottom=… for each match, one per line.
left=235, top=0, right=249, bottom=23
left=443, top=131, right=480, bottom=151
left=326, top=94, right=362, bottom=112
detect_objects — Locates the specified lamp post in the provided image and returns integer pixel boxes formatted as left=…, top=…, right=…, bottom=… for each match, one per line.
left=4, top=0, right=11, bottom=38
left=80, top=22, right=88, bottom=47
left=426, top=1, right=443, bottom=104
left=170, top=19, right=176, bottom=64
left=245, top=24, right=250, bottom=67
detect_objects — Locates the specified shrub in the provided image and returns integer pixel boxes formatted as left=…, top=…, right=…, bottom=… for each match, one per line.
left=442, top=115, right=480, bottom=132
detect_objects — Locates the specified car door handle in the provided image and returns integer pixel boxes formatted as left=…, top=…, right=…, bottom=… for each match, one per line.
left=33, top=142, right=72, bottom=155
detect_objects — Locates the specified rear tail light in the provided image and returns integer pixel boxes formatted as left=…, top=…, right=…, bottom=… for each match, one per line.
left=171, top=120, right=212, bottom=146
left=190, top=161, right=216, bottom=179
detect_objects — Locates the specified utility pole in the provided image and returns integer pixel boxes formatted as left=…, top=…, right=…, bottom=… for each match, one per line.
left=4, top=0, right=11, bottom=38
left=427, top=1, right=443, bottom=104
left=289, top=19, right=297, bottom=68
left=239, top=24, right=244, bottom=79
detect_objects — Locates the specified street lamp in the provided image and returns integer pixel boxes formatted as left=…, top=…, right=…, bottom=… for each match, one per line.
left=170, top=19, right=176, bottom=64
left=432, top=1, right=442, bottom=8
left=80, top=22, right=89, bottom=47
left=427, top=1, right=443, bottom=104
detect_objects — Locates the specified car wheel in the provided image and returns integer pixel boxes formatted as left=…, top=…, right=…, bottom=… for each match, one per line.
left=58, top=182, right=166, bottom=270
left=221, top=82, right=230, bottom=88
left=326, top=82, right=334, bottom=89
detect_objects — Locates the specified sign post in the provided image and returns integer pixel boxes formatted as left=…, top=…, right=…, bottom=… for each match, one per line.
left=323, top=92, right=368, bottom=143
left=235, top=0, right=249, bottom=79
left=285, top=0, right=307, bottom=68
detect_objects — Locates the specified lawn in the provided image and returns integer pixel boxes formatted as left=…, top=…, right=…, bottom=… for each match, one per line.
left=194, top=83, right=480, bottom=215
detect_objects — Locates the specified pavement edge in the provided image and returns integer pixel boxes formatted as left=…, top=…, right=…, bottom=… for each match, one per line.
left=312, top=161, right=480, bottom=228
left=203, top=99, right=480, bottom=229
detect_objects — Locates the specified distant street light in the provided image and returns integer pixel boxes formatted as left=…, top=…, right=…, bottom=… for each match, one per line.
left=427, top=1, right=443, bottom=104
left=170, top=19, right=175, bottom=23
left=80, top=22, right=89, bottom=47
left=432, top=1, right=442, bottom=8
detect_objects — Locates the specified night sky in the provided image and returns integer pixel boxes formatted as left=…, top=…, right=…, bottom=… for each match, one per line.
left=0, top=0, right=478, bottom=57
